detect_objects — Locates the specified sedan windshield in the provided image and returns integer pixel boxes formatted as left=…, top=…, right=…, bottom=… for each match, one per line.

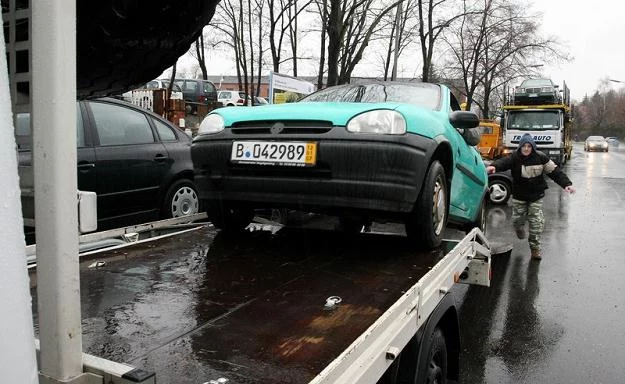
left=300, top=83, right=442, bottom=110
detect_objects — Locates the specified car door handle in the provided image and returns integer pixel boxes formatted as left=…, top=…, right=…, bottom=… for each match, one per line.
left=154, top=154, right=168, bottom=162
left=77, top=162, right=95, bottom=170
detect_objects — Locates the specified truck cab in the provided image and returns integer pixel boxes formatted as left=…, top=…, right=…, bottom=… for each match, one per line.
left=501, top=104, right=571, bottom=165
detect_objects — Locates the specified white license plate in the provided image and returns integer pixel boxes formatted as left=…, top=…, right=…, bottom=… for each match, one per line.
left=231, top=141, right=317, bottom=166
left=529, top=93, right=538, bottom=97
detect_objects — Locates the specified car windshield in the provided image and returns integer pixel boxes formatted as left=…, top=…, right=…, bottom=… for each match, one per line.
left=587, top=136, right=605, bottom=141
left=520, top=79, right=553, bottom=87
left=299, top=83, right=441, bottom=110
left=508, top=111, right=560, bottom=130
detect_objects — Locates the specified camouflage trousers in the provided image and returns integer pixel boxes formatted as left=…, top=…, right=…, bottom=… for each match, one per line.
left=512, top=198, right=545, bottom=251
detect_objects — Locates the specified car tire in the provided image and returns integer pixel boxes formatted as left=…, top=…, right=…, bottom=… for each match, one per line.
left=405, top=160, right=448, bottom=249
left=488, top=177, right=511, bottom=205
left=206, top=204, right=254, bottom=232
left=77, top=0, right=219, bottom=99
left=162, top=179, right=200, bottom=219
left=464, top=196, right=486, bottom=235
left=423, top=327, right=448, bottom=384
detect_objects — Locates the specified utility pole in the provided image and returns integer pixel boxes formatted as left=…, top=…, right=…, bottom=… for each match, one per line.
left=391, top=1, right=403, bottom=81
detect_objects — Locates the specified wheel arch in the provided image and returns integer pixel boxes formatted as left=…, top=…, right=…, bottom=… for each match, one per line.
left=392, top=292, right=460, bottom=383
left=160, top=170, right=196, bottom=204
left=414, top=293, right=460, bottom=382
left=430, top=141, right=454, bottom=187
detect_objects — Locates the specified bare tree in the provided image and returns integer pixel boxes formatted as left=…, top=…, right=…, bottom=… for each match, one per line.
left=267, top=0, right=313, bottom=74
left=320, top=0, right=402, bottom=86
left=443, top=0, right=568, bottom=117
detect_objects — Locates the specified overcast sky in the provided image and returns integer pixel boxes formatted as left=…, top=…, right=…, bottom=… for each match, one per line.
left=177, top=0, right=624, bottom=102
left=534, top=0, right=625, bottom=101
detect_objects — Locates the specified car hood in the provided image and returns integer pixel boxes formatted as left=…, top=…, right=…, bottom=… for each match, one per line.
left=212, top=102, right=443, bottom=134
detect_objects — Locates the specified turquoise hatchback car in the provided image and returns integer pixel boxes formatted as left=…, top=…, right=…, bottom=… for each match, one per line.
left=191, top=82, right=487, bottom=248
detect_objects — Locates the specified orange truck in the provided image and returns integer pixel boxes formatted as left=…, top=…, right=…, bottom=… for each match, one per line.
left=477, top=120, right=505, bottom=160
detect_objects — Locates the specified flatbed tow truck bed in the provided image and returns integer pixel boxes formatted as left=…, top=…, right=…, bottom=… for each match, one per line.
left=28, top=218, right=490, bottom=384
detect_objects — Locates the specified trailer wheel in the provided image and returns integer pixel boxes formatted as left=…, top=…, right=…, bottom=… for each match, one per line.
left=162, top=179, right=200, bottom=219
left=405, top=161, right=448, bottom=249
left=425, top=327, right=448, bottom=384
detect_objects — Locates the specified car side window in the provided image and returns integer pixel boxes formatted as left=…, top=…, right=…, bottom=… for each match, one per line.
left=15, top=105, right=85, bottom=149
left=449, top=93, right=461, bottom=112
left=152, top=118, right=177, bottom=141
left=90, top=102, right=155, bottom=146
left=184, top=81, right=198, bottom=92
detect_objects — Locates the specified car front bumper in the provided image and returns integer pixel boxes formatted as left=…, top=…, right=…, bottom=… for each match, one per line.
left=191, top=130, right=434, bottom=216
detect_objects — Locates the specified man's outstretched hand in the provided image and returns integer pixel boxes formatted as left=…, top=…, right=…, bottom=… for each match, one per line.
left=565, top=185, right=576, bottom=194
left=486, top=165, right=496, bottom=174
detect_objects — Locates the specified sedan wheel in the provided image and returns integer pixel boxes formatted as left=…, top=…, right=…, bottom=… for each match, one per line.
left=163, top=180, right=200, bottom=218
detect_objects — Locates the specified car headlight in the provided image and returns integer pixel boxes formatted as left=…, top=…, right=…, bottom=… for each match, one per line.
left=541, top=87, right=553, bottom=92
left=346, top=110, right=406, bottom=135
left=198, top=114, right=225, bottom=135
left=515, top=88, right=525, bottom=93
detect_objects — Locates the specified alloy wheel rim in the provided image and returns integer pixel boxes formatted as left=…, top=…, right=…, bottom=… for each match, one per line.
left=489, top=183, right=508, bottom=204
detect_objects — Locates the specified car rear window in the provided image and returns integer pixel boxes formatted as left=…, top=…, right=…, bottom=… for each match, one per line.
left=152, top=118, right=177, bottom=141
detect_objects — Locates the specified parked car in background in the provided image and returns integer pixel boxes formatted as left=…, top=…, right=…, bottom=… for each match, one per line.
left=513, top=78, right=561, bottom=105
left=584, top=135, right=609, bottom=152
left=218, top=90, right=248, bottom=106
left=191, top=81, right=488, bottom=249
left=120, top=79, right=184, bottom=102
left=253, top=96, right=269, bottom=106
left=18, top=98, right=200, bottom=233
left=173, top=78, right=219, bottom=114
left=606, top=137, right=620, bottom=148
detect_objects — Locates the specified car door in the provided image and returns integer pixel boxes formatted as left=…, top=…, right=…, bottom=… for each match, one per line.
left=76, top=102, right=97, bottom=196
left=447, top=94, right=485, bottom=217
left=86, top=100, right=170, bottom=222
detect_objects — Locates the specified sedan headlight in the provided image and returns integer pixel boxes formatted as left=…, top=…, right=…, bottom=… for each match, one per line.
left=541, top=87, right=554, bottom=92
left=198, top=114, right=225, bottom=135
left=346, top=110, right=406, bottom=135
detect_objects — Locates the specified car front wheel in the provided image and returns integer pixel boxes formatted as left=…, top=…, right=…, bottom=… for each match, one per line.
left=488, top=178, right=511, bottom=205
left=162, top=179, right=200, bottom=218
left=405, top=160, right=448, bottom=249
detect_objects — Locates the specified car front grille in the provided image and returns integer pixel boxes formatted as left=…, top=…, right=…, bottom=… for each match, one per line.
left=231, top=120, right=334, bottom=135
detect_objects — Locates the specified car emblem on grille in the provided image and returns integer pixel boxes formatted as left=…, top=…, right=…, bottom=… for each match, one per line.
left=271, top=122, right=285, bottom=134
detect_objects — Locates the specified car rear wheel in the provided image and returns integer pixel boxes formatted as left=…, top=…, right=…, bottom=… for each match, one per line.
left=405, top=160, right=447, bottom=249
left=162, top=179, right=200, bottom=218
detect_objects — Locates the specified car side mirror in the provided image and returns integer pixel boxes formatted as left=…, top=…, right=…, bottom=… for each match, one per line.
left=449, top=111, right=479, bottom=129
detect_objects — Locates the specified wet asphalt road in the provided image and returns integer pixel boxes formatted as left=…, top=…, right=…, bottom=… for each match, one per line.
left=456, top=142, right=625, bottom=383
left=29, top=142, right=625, bottom=383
